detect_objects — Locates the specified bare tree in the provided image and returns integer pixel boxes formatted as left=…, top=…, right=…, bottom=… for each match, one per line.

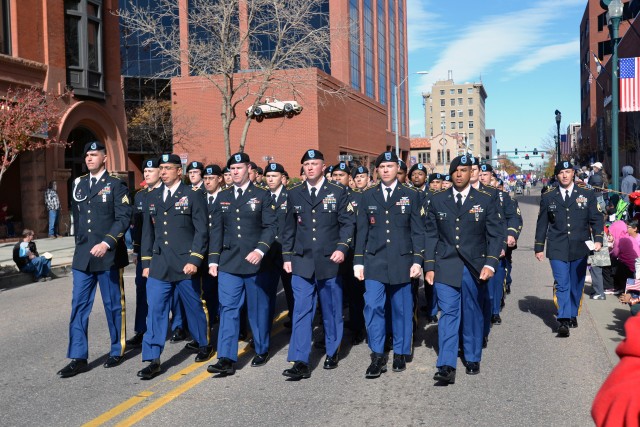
left=118, top=0, right=348, bottom=158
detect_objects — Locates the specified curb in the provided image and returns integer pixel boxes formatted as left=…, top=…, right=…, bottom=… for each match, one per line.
left=0, top=264, right=72, bottom=291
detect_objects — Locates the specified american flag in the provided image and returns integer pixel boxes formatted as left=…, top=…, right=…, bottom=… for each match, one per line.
left=626, top=278, right=640, bottom=292
left=620, top=57, right=640, bottom=112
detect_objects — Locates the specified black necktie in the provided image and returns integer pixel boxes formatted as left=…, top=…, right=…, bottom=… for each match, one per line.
left=90, top=177, right=97, bottom=189
left=310, top=187, right=317, bottom=201
left=456, top=193, right=463, bottom=209
left=208, top=195, right=214, bottom=205
left=272, top=193, right=277, bottom=203
left=565, top=190, right=570, bottom=201
left=385, top=187, right=392, bottom=202
left=237, top=188, right=243, bottom=199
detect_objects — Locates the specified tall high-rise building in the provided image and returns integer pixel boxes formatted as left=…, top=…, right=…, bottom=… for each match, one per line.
left=422, top=77, right=488, bottom=161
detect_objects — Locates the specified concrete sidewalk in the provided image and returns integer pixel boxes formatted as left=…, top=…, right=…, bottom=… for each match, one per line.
left=0, top=236, right=77, bottom=289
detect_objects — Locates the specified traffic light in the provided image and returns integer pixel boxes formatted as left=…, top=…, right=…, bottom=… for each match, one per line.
left=533, top=148, right=538, bottom=155
left=525, top=154, right=529, bottom=160
left=515, top=148, right=518, bottom=155
left=497, top=149, right=500, bottom=156
left=541, top=153, right=544, bottom=159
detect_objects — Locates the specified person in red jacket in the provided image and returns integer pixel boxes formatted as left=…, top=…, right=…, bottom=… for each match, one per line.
left=592, top=314, right=640, bottom=426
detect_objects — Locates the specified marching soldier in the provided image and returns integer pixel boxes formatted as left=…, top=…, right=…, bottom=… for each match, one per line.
left=281, top=149, right=355, bottom=380
left=424, top=155, right=504, bottom=384
left=186, top=161, right=205, bottom=190
left=201, top=164, right=224, bottom=328
left=354, top=151, right=425, bottom=378
left=397, top=159, right=408, bottom=184
left=222, top=167, right=233, bottom=189
left=421, top=172, right=445, bottom=324
left=127, top=158, right=162, bottom=348
left=442, top=175, right=452, bottom=190
left=534, top=161, right=604, bottom=337
left=207, top=153, right=277, bottom=376
left=137, top=154, right=212, bottom=380
left=428, top=173, right=444, bottom=192
left=57, top=141, right=132, bottom=378
left=409, top=163, right=428, bottom=191
left=353, top=165, right=370, bottom=191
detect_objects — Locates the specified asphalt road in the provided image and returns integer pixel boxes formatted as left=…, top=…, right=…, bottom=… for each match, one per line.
left=0, top=188, right=620, bottom=426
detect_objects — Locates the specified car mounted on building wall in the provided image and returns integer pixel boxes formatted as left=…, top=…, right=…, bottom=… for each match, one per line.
left=245, top=98, right=303, bottom=122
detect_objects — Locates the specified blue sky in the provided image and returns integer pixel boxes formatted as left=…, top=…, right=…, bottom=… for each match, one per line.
left=406, top=0, right=587, bottom=166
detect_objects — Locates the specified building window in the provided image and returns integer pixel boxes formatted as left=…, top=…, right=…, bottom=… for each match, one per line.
left=437, top=150, right=441, bottom=163
left=440, top=99, right=445, bottom=107
left=458, top=121, right=463, bottom=129
left=450, top=98, right=455, bottom=106
left=440, top=90, right=445, bottom=96
left=449, top=89, right=455, bottom=94
left=457, top=98, right=463, bottom=106
left=467, top=87, right=473, bottom=94
left=468, top=97, right=473, bottom=105
left=363, top=0, right=374, bottom=98
left=388, top=0, right=396, bottom=130
left=469, top=132, right=474, bottom=141
left=457, top=88, right=462, bottom=94
left=377, top=0, right=386, bottom=105
left=450, top=109, right=455, bottom=117
left=468, top=121, right=474, bottom=129
left=446, top=149, right=451, bottom=163
left=349, top=0, right=361, bottom=91
left=451, top=122, right=456, bottom=129
left=0, top=0, right=10, bottom=55
left=468, top=109, right=473, bottom=117
left=65, top=0, right=104, bottom=99
left=457, top=110, right=463, bottom=117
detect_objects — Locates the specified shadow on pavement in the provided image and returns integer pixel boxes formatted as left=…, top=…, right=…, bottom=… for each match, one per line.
left=606, top=307, right=631, bottom=337
left=518, top=295, right=558, bottom=332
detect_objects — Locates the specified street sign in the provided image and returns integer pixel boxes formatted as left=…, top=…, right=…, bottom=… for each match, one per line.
left=179, top=153, right=188, bottom=165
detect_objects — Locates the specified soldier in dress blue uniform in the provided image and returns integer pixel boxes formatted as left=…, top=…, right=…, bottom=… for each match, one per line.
left=126, top=158, right=163, bottom=348
left=206, top=153, right=277, bottom=376
left=409, top=163, right=428, bottom=191
left=261, top=163, right=293, bottom=326
left=352, top=165, right=370, bottom=191
left=534, top=161, right=604, bottom=337
left=136, top=154, right=212, bottom=380
left=442, top=175, right=452, bottom=190
left=186, top=161, right=205, bottom=190
left=354, top=151, right=425, bottom=378
left=397, top=160, right=408, bottom=184
left=201, top=164, right=224, bottom=327
left=424, top=155, right=504, bottom=384
left=57, top=142, right=132, bottom=378
left=280, top=149, right=355, bottom=380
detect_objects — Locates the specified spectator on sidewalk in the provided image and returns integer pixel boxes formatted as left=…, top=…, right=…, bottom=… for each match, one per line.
left=589, top=225, right=611, bottom=301
left=588, top=162, right=605, bottom=189
left=12, top=229, right=52, bottom=282
left=44, top=181, right=61, bottom=238
left=608, top=219, right=640, bottom=295
left=620, top=165, right=637, bottom=203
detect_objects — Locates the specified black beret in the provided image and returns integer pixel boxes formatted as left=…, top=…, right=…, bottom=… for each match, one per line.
left=554, top=160, right=574, bottom=175
left=142, top=158, right=159, bottom=170
left=480, top=163, right=493, bottom=172
left=449, top=155, right=472, bottom=175
left=301, top=149, right=324, bottom=163
left=326, top=165, right=334, bottom=174
left=255, top=167, right=264, bottom=175
left=248, top=161, right=258, bottom=170
left=84, top=141, right=106, bottom=155
left=159, top=153, right=181, bottom=165
left=409, top=163, right=427, bottom=176
left=496, top=178, right=504, bottom=186
left=398, top=159, right=408, bottom=171
left=374, top=151, right=399, bottom=167
left=203, top=164, right=222, bottom=176
left=352, top=165, right=369, bottom=177
left=223, top=167, right=230, bottom=173
left=428, top=173, right=443, bottom=182
left=186, top=161, right=204, bottom=172
left=333, top=162, right=351, bottom=174
left=283, top=170, right=289, bottom=178
left=444, top=175, right=452, bottom=182
left=264, top=163, right=285, bottom=174
left=227, top=152, right=250, bottom=168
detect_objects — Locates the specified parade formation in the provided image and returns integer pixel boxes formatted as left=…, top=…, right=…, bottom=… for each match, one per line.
left=59, top=140, right=629, bottom=389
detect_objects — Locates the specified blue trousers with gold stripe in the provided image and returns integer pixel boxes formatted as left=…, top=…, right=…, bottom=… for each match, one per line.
left=364, top=280, right=413, bottom=355
left=68, top=267, right=125, bottom=360
left=142, top=276, right=210, bottom=361
left=550, top=257, right=588, bottom=320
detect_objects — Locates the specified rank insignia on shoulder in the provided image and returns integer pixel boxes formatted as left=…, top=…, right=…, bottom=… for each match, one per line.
left=122, top=194, right=130, bottom=204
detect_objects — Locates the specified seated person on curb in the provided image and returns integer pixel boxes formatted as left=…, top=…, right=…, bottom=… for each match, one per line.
left=13, top=229, right=52, bottom=282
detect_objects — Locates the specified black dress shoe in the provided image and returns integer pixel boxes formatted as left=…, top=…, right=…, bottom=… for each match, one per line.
left=465, top=361, right=480, bottom=375
left=491, top=314, right=502, bottom=325
left=207, top=358, right=235, bottom=375
left=351, top=329, right=366, bottom=345
left=570, top=317, right=578, bottom=328
left=433, top=365, right=456, bottom=384
left=365, top=353, right=388, bottom=379
left=103, top=355, right=124, bottom=368
left=57, top=359, right=88, bottom=378
left=169, top=328, right=186, bottom=343
left=137, top=362, right=161, bottom=380
left=195, top=345, right=215, bottom=362
left=323, top=354, right=339, bottom=370
left=392, top=354, right=406, bottom=372
left=283, top=361, right=310, bottom=380
left=184, top=340, right=199, bottom=352
left=557, top=320, right=570, bottom=337
left=251, top=352, right=270, bottom=367
left=126, top=333, right=144, bottom=348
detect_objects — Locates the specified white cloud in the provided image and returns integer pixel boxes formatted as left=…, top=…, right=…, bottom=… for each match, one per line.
left=406, top=0, right=445, bottom=52
left=508, top=39, right=579, bottom=74
left=415, top=0, right=585, bottom=92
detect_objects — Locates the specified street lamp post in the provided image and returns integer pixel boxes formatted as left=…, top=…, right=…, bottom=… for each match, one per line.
left=394, top=71, right=429, bottom=156
left=607, top=0, right=624, bottom=191
left=555, top=110, right=562, bottom=164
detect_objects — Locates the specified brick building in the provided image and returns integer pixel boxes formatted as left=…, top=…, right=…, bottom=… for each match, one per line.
left=0, top=0, right=127, bottom=237
left=170, top=0, right=410, bottom=176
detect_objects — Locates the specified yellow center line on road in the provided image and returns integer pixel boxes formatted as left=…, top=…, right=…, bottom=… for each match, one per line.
left=83, top=311, right=289, bottom=427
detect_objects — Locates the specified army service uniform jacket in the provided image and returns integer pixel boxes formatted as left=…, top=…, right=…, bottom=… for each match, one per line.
left=354, top=183, right=425, bottom=285
left=71, top=172, right=132, bottom=272
left=141, top=183, right=208, bottom=282
left=208, top=183, right=277, bottom=275
left=424, top=187, right=504, bottom=287
left=534, top=185, right=604, bottom=262
left=261, top=187, right=289, bottom=272
left=282, top=180, right=355, bottom=281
